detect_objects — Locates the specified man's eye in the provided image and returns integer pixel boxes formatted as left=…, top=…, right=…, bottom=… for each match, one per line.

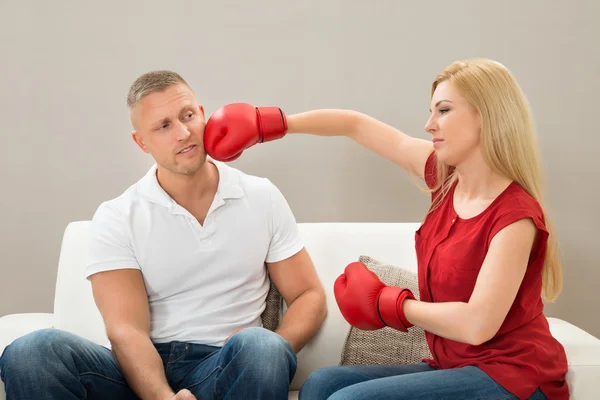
left=185, top=113, right=194, bottom=119
left=162, top=124, right=169, bottom=129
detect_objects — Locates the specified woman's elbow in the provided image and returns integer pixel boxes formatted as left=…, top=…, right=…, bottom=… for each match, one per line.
left=346, top=111, right=370, bottom=139
left=466, top=317, right=501, bottom=346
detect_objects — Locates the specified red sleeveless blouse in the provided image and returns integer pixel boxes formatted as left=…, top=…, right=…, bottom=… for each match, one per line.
left=416, top=152, right=569, bottom=399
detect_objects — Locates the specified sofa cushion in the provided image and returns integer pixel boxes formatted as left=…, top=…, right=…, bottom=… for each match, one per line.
left=339, top=255, right=432, bottom=366
left=261, top=278, right=282, bottom=331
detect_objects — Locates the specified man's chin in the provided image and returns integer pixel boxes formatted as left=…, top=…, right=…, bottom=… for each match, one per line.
left=164, top=157, right=207, bottom=176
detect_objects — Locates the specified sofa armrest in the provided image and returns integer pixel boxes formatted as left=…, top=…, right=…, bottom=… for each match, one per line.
left=0, top=313, right=55, bottom=354
left=548, top=317, right=600, bottom=399
left=548, top=317, right=600, bottom=366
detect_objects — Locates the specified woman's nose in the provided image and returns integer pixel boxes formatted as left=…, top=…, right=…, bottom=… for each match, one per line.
left=424, top=115, right=436, bottom=134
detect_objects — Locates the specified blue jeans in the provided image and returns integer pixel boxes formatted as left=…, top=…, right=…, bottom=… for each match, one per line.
left=0, top=327, right=296, bottom=399
left=299, top=363, right=549, bottom=400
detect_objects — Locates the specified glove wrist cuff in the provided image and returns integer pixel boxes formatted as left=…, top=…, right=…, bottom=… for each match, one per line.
left=378, top=286, right=415, bottom=332
left=256, top=107, right=288, bottom=142
left=397, top=290, right=415, bottom=329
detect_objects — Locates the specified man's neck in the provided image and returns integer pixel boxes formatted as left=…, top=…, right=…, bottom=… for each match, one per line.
left=156, top=161, right=219, bottom=206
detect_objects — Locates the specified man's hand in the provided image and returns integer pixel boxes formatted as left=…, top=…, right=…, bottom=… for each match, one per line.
left=169, top=389, right=196, bottom=399
left=90, top=269, right=176, bottom=400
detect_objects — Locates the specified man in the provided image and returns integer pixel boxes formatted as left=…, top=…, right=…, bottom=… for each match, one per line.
left=0, top=71, right=327, bottom=400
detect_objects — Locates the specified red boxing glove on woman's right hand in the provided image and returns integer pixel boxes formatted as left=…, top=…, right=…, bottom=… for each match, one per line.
left=333, top=262, right=415, bottom=332
left=203, top=103, right=287, bottom=162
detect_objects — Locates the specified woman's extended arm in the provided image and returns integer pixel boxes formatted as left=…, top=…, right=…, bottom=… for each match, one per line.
left=286, top=110, right=433, bottom=179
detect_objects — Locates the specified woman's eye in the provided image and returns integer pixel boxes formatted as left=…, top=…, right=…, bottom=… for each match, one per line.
left=439, top=109, right=449, bottom=114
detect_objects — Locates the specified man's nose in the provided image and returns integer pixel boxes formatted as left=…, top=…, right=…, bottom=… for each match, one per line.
left=175, top=120, right=191, bottom=140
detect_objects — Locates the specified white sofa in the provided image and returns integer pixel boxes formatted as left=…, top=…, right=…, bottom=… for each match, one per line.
left=1, top=221, right=600, bottom=399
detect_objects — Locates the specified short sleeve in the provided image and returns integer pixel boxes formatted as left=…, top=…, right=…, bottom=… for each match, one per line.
left=265, top=180, right=304, bottom=264
left=488, top=208, right=549, bottom=256
left=85, top=202, right=140, bottom=279
left=424, top=150, right=438, bottom=189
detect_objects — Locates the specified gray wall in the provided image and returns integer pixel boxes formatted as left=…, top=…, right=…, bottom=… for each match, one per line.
left=1, top=1, right=599, bottom=338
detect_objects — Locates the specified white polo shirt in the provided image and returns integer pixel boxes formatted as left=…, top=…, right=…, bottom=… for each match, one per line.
left=85, top=159, right=304, bottom=346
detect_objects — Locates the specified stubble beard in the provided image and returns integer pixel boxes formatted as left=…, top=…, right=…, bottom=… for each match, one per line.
left=166, top=150, right=207, bottom=176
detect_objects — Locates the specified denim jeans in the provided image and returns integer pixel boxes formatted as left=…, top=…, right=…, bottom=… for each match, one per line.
left=299, top=363, right=549, bottom=400
left=0, top=327, right=296, bottom=400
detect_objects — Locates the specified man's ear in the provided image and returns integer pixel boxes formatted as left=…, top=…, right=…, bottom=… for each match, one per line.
left=132, top=131, right=150, bottom=154
left=198, top=104, right=205, bottom=119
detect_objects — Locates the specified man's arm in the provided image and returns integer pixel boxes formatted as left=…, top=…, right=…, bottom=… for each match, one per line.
left=90, top=269, right=177, bottom=400
left=266, top=248, right=327, bottom=353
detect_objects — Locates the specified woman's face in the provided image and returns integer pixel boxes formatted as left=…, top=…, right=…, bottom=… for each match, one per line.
left=424, top=80, right=482, bottom=166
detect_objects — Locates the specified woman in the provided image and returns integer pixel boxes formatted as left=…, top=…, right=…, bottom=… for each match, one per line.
left=203, top=58, right=569, bottom=399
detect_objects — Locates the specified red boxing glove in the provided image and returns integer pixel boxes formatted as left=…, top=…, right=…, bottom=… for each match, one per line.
left=203, top=103, right=288, bottom=162
left=333, top=262, right=415, bottom=332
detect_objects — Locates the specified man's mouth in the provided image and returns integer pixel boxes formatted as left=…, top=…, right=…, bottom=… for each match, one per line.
left=178, top=145, right=197, bottom=154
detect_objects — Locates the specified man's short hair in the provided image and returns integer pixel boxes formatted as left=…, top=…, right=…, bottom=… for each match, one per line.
left=127, top=70, right=190, bottom=109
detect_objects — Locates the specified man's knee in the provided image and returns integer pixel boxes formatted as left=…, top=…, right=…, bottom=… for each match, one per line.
left=227, top=327, right=292, bottom=358
left=225, top=327, right=297, bottom=378
left=0, top=329, right=78, bottom=376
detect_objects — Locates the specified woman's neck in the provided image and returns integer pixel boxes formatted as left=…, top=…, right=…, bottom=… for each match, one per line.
left=453, top=150, right=512, bottom=201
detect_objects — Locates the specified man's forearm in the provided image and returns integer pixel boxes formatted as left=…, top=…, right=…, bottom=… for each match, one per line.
left=110, top=329, right=174, bottom=400
left=276, top=288, right=327, bottom=353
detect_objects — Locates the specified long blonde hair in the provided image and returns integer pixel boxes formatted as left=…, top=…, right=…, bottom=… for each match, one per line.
left=428, top=58, right=562, bottom=302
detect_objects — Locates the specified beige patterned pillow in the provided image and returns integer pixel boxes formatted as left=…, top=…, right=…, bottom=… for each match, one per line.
left=261, top=278, right=282, bottom=331
left=339, top=255, right=432, bottom=366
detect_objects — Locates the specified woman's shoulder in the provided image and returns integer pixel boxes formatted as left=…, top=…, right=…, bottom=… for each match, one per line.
left=496, top=181, right=544, bottom=217
left=485, top=182, right=548, bottom=244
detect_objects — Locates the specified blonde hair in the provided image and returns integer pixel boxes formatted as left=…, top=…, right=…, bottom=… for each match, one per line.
left=429, top=58, right=562, bottom=302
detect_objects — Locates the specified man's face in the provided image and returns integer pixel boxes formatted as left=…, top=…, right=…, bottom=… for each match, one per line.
left=131, top=83, right=207, bottom=176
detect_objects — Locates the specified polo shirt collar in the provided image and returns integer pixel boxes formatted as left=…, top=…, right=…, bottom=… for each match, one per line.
left=136, top=158, right=244, bottom=208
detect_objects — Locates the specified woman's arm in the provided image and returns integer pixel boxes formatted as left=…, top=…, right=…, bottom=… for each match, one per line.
left=402, top=218, right=537, bottom=345
left=286, top=110, right=433, bottom=179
